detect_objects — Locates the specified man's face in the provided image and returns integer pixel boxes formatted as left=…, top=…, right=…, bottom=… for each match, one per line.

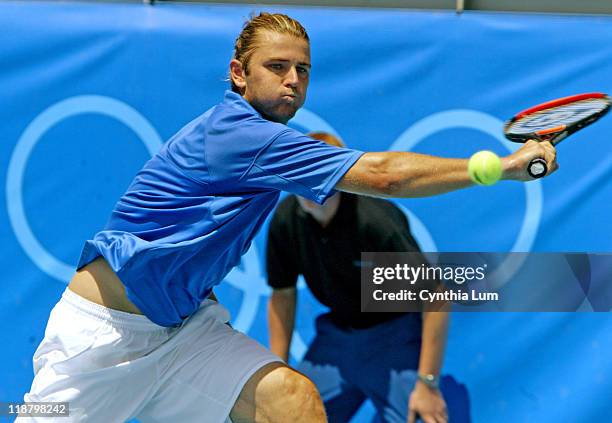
left=235, top=31, right=311, bottom=124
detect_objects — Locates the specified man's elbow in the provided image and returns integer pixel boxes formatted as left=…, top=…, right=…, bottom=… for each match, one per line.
left=339, top=153, right=398, bottom=196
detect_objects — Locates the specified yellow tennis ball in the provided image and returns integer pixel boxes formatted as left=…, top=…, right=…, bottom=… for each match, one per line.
left=468, top=151, right=502, bottom=186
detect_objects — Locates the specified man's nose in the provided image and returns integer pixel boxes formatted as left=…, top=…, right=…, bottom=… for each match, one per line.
left=284, top=66, right=299, bottom=87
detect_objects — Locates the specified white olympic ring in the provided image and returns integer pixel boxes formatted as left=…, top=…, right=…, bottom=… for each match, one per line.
left=6, top=95, right=163, bottom=283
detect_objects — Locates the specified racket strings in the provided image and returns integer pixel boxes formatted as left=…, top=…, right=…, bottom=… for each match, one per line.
left=507, top=98, right=610, bottom=134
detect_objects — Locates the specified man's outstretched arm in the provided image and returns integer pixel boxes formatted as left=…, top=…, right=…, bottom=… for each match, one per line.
left=337, top=140, right=557, bottom=197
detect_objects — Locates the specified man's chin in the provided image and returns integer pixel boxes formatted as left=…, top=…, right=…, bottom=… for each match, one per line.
left=269, top=106, right=300, bottom=124
left=283, top=110, right=299, bottom=123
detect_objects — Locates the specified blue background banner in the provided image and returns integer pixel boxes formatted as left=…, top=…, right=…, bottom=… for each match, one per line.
left=1, top=1, right=611, bottom=421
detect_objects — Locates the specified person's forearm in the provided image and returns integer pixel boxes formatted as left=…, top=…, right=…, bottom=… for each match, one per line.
left=339, top=152, right=474, bottom=198
left=417, top=310, right=450, bottom=377
left=267, top=288, right=297, bottom=362
left=381, top=152, right=473, bottom=197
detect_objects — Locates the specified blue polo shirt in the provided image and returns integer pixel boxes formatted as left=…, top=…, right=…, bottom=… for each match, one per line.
left=77, top=91, right=363, bottom=326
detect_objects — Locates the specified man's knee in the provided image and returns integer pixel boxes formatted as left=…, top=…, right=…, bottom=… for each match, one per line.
left=272, top=367, right=322, bottom=408
left=231, top=363, right=327, bottom=423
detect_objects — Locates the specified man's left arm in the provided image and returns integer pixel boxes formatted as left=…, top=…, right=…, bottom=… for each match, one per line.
left=408, top=306, right=450, bottom=423
left=377, top=213, right=450, bottom=423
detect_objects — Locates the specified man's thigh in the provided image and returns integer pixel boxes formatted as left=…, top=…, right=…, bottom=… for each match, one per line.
left=19, top=290, right=167, bottom=422
left=360, top=370, right=471, bottom=423
left=297, top=321, right=366, bottom=423
left=137, top=305, right=283, bottom=423
left=339, top=315, right=421, bottom=423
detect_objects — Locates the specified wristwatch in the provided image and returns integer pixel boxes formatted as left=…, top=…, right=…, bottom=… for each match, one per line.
left=417, top=373, right=440, bottom=390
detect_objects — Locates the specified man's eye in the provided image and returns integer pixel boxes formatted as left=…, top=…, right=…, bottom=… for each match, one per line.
left=297, top=67, right=309, bottom=74
left=269, top=64, right=283, bottom=70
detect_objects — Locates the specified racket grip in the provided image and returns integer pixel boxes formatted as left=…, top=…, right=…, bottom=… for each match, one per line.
left=528, top=158, right=547, bottom=178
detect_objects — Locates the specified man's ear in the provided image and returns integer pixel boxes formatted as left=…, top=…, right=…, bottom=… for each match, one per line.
left=229, top=59, right=247, bottom=91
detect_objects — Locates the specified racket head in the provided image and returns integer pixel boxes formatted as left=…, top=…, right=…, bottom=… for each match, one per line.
left=504, top=93, right=611, bottom=144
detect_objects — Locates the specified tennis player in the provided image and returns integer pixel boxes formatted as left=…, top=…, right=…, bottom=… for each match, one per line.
left=20, top=12, right=557, bottom=423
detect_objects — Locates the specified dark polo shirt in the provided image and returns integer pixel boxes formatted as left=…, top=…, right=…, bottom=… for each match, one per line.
left=266, top=193, right=423, bottom=329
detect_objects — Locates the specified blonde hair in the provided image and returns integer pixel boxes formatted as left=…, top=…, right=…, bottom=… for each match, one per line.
left=231, top=12, right=309, bottom=92
left=308, top=132, right=346, bottom=148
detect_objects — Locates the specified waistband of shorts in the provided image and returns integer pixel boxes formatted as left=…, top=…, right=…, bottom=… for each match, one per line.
left=61, top=288, right=167, bottom=331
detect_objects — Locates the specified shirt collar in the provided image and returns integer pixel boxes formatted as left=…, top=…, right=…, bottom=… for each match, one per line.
left=298, top=193, right=357, bottom=232
left=223, top=90, right=261, bottom=117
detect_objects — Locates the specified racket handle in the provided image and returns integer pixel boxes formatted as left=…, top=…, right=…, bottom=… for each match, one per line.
left=528, top=158, right=547, bottom=178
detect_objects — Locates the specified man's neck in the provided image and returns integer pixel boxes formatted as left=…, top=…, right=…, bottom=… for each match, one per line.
left=311, top=194, right=341, bottom=228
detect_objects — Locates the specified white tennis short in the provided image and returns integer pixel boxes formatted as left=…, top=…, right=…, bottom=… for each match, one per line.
left=19, top=289, right=281, bottom=423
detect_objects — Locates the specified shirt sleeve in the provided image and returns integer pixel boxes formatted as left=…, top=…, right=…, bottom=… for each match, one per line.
left=266, top=206, right=300, bottom=289
left=245, top=129, right=364, bottom=204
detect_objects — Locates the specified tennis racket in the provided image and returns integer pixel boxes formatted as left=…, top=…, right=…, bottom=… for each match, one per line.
left=504, top=93, right=611, bottom=178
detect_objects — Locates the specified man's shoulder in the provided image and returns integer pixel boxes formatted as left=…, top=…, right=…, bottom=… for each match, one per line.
left=177, top=91, right=286, bottom=143
left=211, top=91, right=287, bottom=136
left=202, top=95, right=293, bottom=180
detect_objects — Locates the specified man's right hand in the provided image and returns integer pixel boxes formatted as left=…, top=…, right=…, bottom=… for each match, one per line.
left=502, top=140, right=558, bottom=181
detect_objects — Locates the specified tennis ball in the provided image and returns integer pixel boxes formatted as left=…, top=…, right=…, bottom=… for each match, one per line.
left=468, top=151, right=502, bottom=186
